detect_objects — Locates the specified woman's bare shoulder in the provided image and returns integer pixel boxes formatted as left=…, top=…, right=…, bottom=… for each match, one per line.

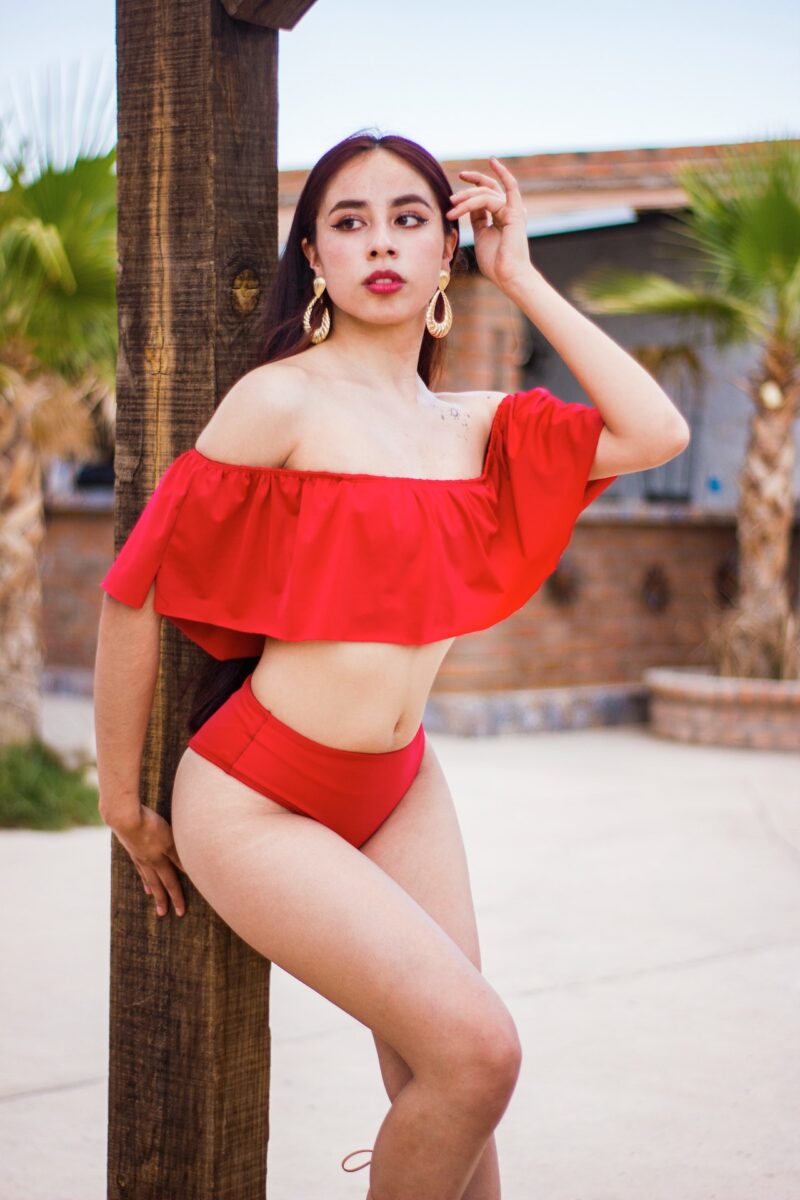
left=434, top=388, right=512, bottom=424
left=194, top=361, right=305, bottom=468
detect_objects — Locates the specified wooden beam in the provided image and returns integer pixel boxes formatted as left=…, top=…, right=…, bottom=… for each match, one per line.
left=219, top=0, right=319, bottom=28
left=110, top=2, right=318, bottom=1194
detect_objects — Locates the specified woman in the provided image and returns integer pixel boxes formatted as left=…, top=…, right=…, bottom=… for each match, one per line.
left=94, top=130, right=689, bottom=1199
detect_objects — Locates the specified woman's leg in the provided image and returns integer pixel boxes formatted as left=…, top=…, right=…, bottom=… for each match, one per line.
left=359, top=737, right=504, bottom=1200
left=170, top=747, right=522, bottom=1200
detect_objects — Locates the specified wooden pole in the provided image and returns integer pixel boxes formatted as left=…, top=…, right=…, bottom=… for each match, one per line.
left=111, top=2, right=318, bottom=1195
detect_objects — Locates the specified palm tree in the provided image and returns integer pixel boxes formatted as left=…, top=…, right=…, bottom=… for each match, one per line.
left=0, top=62, right=117, bottom=743
left=571, top=137, right=800, bottom=681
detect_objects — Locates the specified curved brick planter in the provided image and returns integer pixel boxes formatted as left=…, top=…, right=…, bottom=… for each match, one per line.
left=643, top=666, right=800, bottom=752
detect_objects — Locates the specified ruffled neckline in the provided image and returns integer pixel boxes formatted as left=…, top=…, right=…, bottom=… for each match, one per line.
left=188, top=391, right=514, bottom=486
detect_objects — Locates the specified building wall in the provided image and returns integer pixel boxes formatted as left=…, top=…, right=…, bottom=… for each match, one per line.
left=437, top=512, right=800, bottom=692
left=516, top=214, right=797, bottom=511
left=42, top=503, right=113, bottom=676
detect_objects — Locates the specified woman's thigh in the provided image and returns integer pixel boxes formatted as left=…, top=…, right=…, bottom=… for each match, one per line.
left=170, top=746, right=514, bottom=1085
left=362, top=736, right=481, bottom=967
left=357, top=737, right=485, bottom=1094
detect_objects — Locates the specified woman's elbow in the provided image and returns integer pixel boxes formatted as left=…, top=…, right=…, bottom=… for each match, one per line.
left=669, top=417, right=692, bottom=451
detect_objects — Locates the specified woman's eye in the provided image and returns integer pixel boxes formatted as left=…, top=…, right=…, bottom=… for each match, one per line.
left=333, top=213, right=428, bottom=230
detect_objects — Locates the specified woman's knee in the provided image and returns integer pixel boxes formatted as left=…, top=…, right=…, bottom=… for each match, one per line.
left=466, top=1010, right=522, bottom=1113
left=427, top=999, right=523, bottom=1121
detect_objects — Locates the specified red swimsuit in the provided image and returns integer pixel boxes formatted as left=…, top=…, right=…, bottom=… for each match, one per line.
left=100, top=386, right=617, bottom=847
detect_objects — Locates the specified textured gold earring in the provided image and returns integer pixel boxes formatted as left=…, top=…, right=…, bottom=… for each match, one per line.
left=425, top=270, right=452, bottom=338
left=303, top=275, right=331, bottom=344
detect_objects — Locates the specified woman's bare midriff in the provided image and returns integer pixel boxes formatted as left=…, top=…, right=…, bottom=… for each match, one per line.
left=250, top=635, right=455, bottom=753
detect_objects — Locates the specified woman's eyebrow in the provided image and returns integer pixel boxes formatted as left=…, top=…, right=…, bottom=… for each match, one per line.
left=327, top=194, right=434, bottom=216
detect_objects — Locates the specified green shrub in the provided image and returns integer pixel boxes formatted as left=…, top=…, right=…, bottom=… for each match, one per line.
left=0, top=737, right=102, bottom=830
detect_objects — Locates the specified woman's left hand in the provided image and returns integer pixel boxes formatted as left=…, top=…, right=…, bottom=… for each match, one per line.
left=446, top=157, right=533, bottom=295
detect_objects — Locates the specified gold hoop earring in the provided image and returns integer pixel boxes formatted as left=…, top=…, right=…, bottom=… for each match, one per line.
left=425, top=270, right=452, bottom=338
left=302, top=275, right=331, bottom=344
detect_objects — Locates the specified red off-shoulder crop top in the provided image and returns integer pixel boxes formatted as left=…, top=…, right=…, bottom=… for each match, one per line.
left=99, top=386, right=618, bottom=658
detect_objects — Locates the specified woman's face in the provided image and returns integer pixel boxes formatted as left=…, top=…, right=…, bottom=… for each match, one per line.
left=301, top=150, right=457, bottom=328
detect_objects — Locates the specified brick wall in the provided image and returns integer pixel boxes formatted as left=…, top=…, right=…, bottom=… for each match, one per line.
left=444, top=273, right=522, bottom=394
left=436, top=513, right=758, bottom=692
left=42, top=503, right=114, bottom=674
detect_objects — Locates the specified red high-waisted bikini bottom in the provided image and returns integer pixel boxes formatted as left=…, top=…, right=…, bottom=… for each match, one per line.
left=186, top=672, right=426, bottom=849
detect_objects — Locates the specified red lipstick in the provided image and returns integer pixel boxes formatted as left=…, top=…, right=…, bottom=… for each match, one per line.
left=363, top=269, right=405, bottom=295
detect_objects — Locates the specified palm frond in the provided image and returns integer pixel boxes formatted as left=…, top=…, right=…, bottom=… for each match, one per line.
left=0, top=57, right=118, bottom=435
left=572, top=137, right=800, bottom=359
left=570, top=266, right=766, bottom=348
left=0, top=216, right=77, bottom=290
left=671, top=139, right=800, bottom=315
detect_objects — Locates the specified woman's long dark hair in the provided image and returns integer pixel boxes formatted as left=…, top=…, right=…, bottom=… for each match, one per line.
left=186, top=128, right=469, bottom=736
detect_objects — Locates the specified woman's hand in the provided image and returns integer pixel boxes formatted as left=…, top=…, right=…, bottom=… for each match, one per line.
left=446, top=157, right=534, bottom=295
left=109, top=804, right=186, bottom=917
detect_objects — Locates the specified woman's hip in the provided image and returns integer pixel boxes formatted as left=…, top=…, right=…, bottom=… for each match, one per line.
left=183, top=672, right=426, bottom=848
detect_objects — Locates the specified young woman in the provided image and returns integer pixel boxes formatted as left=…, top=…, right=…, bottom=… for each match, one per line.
left=94, top=130, right=689, bottom=1200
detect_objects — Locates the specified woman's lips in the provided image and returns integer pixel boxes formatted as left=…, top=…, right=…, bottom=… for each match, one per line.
left=364, top=279, right=405, bottom=294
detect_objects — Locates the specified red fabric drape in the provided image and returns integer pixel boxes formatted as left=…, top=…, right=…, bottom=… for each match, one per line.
left=101, top=387, right=618, bottom=658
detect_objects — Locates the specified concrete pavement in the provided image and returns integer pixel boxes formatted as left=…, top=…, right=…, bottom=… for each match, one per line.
left=1, top=689, right=799, bottom=1199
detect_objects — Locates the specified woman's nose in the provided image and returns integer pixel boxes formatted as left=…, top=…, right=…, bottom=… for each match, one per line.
left=368, top=227, right=398, bottom=256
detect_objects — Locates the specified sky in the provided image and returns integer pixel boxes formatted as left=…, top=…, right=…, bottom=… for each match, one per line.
left=0, top=0, right=798, bottom=172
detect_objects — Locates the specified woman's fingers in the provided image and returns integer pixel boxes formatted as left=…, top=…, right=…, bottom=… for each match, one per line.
left=448, top=160, right=519, bottom=223
left=446, top=189, right=503, bottom=219
left=487, top=156, right=522, bottom=194
left=449, top=182, right=501, bottom=203
left=138, top=858, right=186, bottom=917
left=454, top=160, right=522, bottom=210
left=448, top=195, right=498, bottom=216
left=457, top=169, right=504, bottom=192
left=139, top=865, right=170, bottom=915
left=158, top=860, right=186, bottom=916
left=447, top=156, right=513, bottom=230
left=112, top=808, right=187, bottom=915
